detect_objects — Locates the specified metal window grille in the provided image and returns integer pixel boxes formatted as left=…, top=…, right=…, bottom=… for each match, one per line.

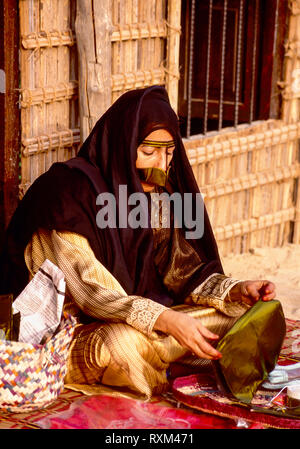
left=181, top=0, right=280, bottom=138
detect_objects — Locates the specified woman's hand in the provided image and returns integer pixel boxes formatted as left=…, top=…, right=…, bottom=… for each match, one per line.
left=154, top=309, right=222, bottom=360
left=230, top=280, right=276, bottom=306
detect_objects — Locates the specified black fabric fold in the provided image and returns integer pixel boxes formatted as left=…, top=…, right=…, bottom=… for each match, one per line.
left=0, top=85, right=223, bottom=305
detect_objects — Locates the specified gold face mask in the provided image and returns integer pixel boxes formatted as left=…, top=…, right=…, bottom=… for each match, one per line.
left=137, top=139, right=175, bottom=188
left=137, top=166, right=170, bottom=188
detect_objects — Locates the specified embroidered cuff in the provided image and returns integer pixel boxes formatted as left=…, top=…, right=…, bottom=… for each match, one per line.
left=188, top=273, right=247, bottom=317
left=126, top=298, right=167, bottom=336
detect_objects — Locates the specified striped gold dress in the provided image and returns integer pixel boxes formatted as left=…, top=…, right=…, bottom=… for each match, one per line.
left=24, top=227, right=248, bottom=398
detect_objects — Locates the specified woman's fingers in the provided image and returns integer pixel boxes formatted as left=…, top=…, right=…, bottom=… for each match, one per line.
left=159, top=311, right=222, bottom=360
left=190, top=325, right=222, bottom=359
left=199, top=324, right=219, bottom=341
left=261, top=292, right=276, bottom=301
left=241, top=280, right=276, bottom=304
left=259, top=281, right=276, bottom=301
left=178, top=329, right=221, bottom=359
left=243, top=283, right=260, bottom=303
left=194, top=337, right=222, bottom=359
left=193, top=348, right=220, bottom=360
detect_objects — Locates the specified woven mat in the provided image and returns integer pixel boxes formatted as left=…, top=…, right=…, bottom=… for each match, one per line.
left=0, top=386, right=239, bottom=429
left=0, top=318, right=299, bottom=429
left=0, top=389, right=84, bottom=429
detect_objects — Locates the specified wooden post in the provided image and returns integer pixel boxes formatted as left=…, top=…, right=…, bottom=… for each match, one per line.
left=282, top=0, right=300, bottom=125
left=281, top=0, right=300, bottom=244
left=75, top=0, right=112, bottom=142
left=0, top=0, right=20, bottom=249
left=166, top=0, right=181, bottom=113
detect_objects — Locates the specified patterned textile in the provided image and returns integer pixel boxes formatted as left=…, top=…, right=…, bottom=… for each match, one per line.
left=25, top=229, right=244, bottom=332
left=172, top=373, right=300, bottom=429
left=0, top=314, right=76, bottom=413
left=24, top=229, right=167, bottom=337
left=0, top=318, right=298, bottom=429
left=23, top=228, right=247, bottom=397
left=35, top=394, right=237, bottom=429
left=64, top=305, right=240, bottom=398
left=0, top=389, right=84, bottom=429
left=279, top=318, right=300, bottom=362
left=171, top=318, right=300, bottom=429
left=188, top=273, right=246, bottom=317
left=0, top=389, right=241, bottom=430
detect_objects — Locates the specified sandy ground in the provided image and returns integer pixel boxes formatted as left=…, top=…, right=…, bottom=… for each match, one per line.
left=221, top=244, right=300, bottom=320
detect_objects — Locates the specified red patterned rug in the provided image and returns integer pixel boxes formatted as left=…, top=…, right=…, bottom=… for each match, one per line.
left=171, top=318, right=300, bottom=429
left=34, top=394, right=239, bottom=429
left=0, top=318, right=299, bottom=429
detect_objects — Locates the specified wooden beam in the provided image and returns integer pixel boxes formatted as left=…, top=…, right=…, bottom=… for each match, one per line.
left=259, top=0, right=289, bottom=120
left=75, top=0, right=112, bottom=142
left=165, top=0, right=181, bottom=113
left=111, top=22, right=167, bottom=42
left=111, top=68, right=165, bottom=92
left=21, top=30, right=75, bottom=50
left=281, top=0, right=300, bottom=243
left=22, top=129, right=80, bottom=157
left=281, top=0, right=300, bottom=123
left=200, top=164, right=300, bottom=200
left=215, top=208, right=295, bottom=241
left=185, top=121, right=300, bottom=165
left=20, top=82, right=78, bottom=108
left=0, top=0, right=20, bottom=249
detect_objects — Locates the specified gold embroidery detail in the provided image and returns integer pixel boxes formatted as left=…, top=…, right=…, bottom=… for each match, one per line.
left=189, top=273, right=247, bottom=317
left=126, top=298, right=166, bottom=335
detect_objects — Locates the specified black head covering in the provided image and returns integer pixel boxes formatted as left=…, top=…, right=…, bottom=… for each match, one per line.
left=0, top=85, right=223, bottom=305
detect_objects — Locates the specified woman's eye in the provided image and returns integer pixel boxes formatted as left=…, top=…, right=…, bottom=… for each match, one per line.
left=142, top=149, right=155, bottom=156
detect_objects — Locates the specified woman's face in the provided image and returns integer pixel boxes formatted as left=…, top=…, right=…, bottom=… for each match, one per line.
left=136, top=129, right=175, bottom=192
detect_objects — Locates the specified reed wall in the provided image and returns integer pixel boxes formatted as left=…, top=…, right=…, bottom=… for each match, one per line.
left=17, top=0, right=300, bottom=257
left=185, top=119, right=300, bottom=256
left=19, top=0, right=79, bottom=197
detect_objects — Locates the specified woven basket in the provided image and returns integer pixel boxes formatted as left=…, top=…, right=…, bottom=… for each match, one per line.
left=0, top=314, right=76, bottom=412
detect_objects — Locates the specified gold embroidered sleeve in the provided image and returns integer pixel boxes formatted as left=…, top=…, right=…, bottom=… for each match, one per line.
left=24, top=229, right=167, bottom=336
left=186, top=273, right=249, bottom=317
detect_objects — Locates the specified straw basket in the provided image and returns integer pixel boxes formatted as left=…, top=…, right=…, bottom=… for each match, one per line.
left=0, top=314, right=76, bottom=413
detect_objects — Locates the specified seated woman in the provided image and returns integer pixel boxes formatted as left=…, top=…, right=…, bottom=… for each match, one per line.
left=0, top=85, right=276, bottom=398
